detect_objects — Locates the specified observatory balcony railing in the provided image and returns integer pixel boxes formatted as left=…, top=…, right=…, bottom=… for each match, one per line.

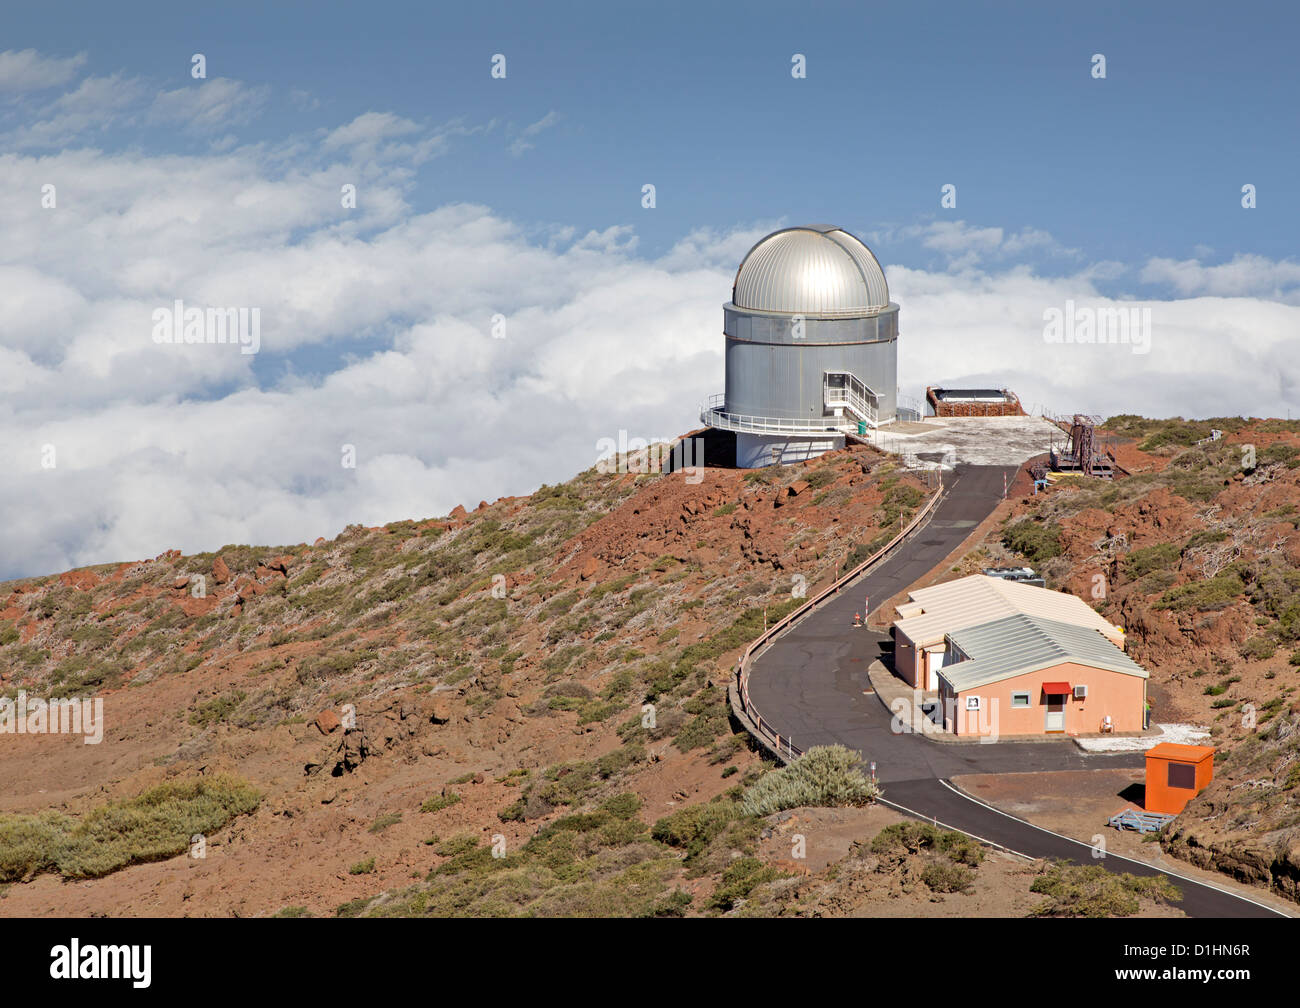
left=822, top=371, right=879, bottom=426
left=700, top=395, right=859, bottom=436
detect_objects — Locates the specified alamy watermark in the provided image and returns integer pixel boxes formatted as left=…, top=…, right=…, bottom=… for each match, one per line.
left=595, top=431, right=704, bottom=484
left=152, top=300, right=261, bottom=355
left=890, top=690, right=1001, bottom=743
left=1043, top=299, right=1151, bottom=356
left=0, top=691, right=104, bottom=744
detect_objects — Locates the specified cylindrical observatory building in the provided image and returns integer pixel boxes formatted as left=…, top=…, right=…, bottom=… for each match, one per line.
left=700, top=225, right=899, bottom=468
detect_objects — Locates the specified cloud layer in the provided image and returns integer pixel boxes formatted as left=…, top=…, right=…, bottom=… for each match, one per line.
left=2, top=53, right=1298, bottom=580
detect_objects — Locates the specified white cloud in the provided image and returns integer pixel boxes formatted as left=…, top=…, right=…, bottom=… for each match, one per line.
left=149, top=78, right=269, bottom=132
left=1140, top=254, right=1300, bottom=302
left=0, top=49, right=86, bottom=94
left=508, top=109, right=559, bottom=157
left=5, top=73, right=146, bottom=147
left=1, top=76, right=1298, bottom=581
left=871, top=220, right=1079, bottom=271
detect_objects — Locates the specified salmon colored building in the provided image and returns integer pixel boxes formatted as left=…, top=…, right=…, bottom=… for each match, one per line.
left=935, top=613, right=1149, bottom=738
left=892, top=575, right=1125, bottom=692
left=1144, top=743, right=1215, bottom=815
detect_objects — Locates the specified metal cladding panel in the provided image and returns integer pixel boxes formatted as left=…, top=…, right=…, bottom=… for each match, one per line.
left=732, top=227, right=889, bottom=317
left=736, top=432, right=845, bottom=468
left=724, top=304, right=897, bottom=345
left=723, top=308, right=898, bottom=422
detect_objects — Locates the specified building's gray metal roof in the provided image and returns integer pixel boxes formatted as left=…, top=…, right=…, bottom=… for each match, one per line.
left=732, top=226, right=889, bottom=317
left=939, top=613, right=1149, bottom=693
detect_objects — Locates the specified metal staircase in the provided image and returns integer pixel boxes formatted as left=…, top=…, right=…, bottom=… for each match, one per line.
left=823, top=371, right=879, bottom=427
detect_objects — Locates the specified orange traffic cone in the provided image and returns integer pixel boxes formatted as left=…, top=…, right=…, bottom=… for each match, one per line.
left=853, top=613, right=862, bottom=627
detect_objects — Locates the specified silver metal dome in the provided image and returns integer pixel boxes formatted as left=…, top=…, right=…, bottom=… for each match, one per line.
left=732, top=225, right=889, bottom=317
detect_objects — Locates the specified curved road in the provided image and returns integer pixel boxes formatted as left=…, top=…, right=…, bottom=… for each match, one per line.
left=747, top=464, right=1285, bottom=918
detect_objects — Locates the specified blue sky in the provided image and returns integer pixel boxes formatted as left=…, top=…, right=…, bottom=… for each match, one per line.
left=1, top=1, right=1298, bottom=579
left=7, top=0, right=1297, bottom=271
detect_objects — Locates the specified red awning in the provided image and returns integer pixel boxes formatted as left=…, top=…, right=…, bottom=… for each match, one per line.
left=1042, top=681, right=1072, bottom=695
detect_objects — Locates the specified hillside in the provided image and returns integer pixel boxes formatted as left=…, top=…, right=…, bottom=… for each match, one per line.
left=6, top=416, right=1291, bottom=917
left=1, top=440, right=977, bottom=917
left=987, top=417, right=1300, bottom=901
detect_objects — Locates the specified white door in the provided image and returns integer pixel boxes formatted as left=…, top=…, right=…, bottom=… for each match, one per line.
left=1045, top=696, right=1066, bottom=733
left=926, top=648, right=945, bottom=691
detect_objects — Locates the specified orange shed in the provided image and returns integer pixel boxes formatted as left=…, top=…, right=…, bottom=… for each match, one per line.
left=1144, top=743, right=1215, bottom=815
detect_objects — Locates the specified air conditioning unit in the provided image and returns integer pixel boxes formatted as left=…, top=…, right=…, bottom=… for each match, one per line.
left=1073, top=684, right=1088, bottom=699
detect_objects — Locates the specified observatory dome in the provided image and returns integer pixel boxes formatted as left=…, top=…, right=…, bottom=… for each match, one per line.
left=731, top=225, right=889, bottom=318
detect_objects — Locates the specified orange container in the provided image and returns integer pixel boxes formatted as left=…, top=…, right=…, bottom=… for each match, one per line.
left=1144, top=743, right=1215, bottom=815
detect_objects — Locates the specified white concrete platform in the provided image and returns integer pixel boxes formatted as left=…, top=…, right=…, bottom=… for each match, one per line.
left=867, top=415, right=1062, bottom=471
left=1075, top=723, right=1212, bottom=753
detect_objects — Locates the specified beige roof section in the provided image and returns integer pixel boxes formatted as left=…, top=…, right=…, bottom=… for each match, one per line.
left=893, top=574, right=1124, bottom=649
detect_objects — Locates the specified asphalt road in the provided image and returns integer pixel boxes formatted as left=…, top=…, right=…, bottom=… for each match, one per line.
left=745, top=463, right=1286, bottom=918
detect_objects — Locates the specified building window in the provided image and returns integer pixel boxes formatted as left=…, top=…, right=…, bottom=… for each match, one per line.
left=1011, top=692, right=1030, bottom=708
left=1168, top=763, right=1196, bottom=789
left=965, top=696, right=981, bottom=711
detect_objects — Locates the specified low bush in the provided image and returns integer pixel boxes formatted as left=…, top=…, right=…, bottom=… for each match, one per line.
left=870, top=822, right=984, bottom=866
left=0, top=776, right=260, bottom=882
left=421, top=793, right=462, bottom=814
left=1125, top=543, right=1181, bottom=580
left=651, top=799, right=739, bottom=858
left=1002, top=519, right=1063, bottom=564
left=1029, top=861, right=1181, bottom=917
left=710, top=857, right=780, bottom=911
left=1239, top=637, right=1277, bottom=661
left=921, top=860, right=976, bottom=894
left=1155, top=571, right=1244, bottom=612
left=740, top=745, right=879, bottom=817
left=369, top=813, right=403, bottom=833
left=189, top=690, right=247, bottom=727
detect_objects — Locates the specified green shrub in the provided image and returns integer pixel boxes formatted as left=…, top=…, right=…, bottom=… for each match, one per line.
left=651, top=799, right=739, bottom=858
left=805, top=467, right=837, bottom=490
left=740, top=745, right=879, bottom=817
left=672, top=698, right=729, bottom=752
left=602, top=793, right=642, bottom=821
left=1239, top=637, right=1277, bottom=661
left=710, top=857, right=780, bottom=911
left=870, top=822, right=984, bottom=866
left=420, top=793, right=462, bottom=814
left=1125, top=543, right=1181, bottom=579
left=189, top=690, right=247, bottom=727
left=349, top=857, right=376, bottom=875
left=0, top=776, right=260, bottom=882
left=921, top=860, right=976, bottom=894
left=1155, top=571, right=1244, bottom=612
left=1029, top=861, right=1181, bottom=917
left=1184, top=529, right=1229, bottom=550
left=1262, top=442, right=1300, bottom=468
left=880, top=483, right=924, bottom=527
left=1002, top=519, right=1063, bottom=564
left=651, top=889, right=694, bottom=917
left=369, top=813, right=403, bottom=833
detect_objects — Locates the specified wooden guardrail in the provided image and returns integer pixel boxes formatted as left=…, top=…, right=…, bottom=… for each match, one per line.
left=732, top=482, right=946, bottom=762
